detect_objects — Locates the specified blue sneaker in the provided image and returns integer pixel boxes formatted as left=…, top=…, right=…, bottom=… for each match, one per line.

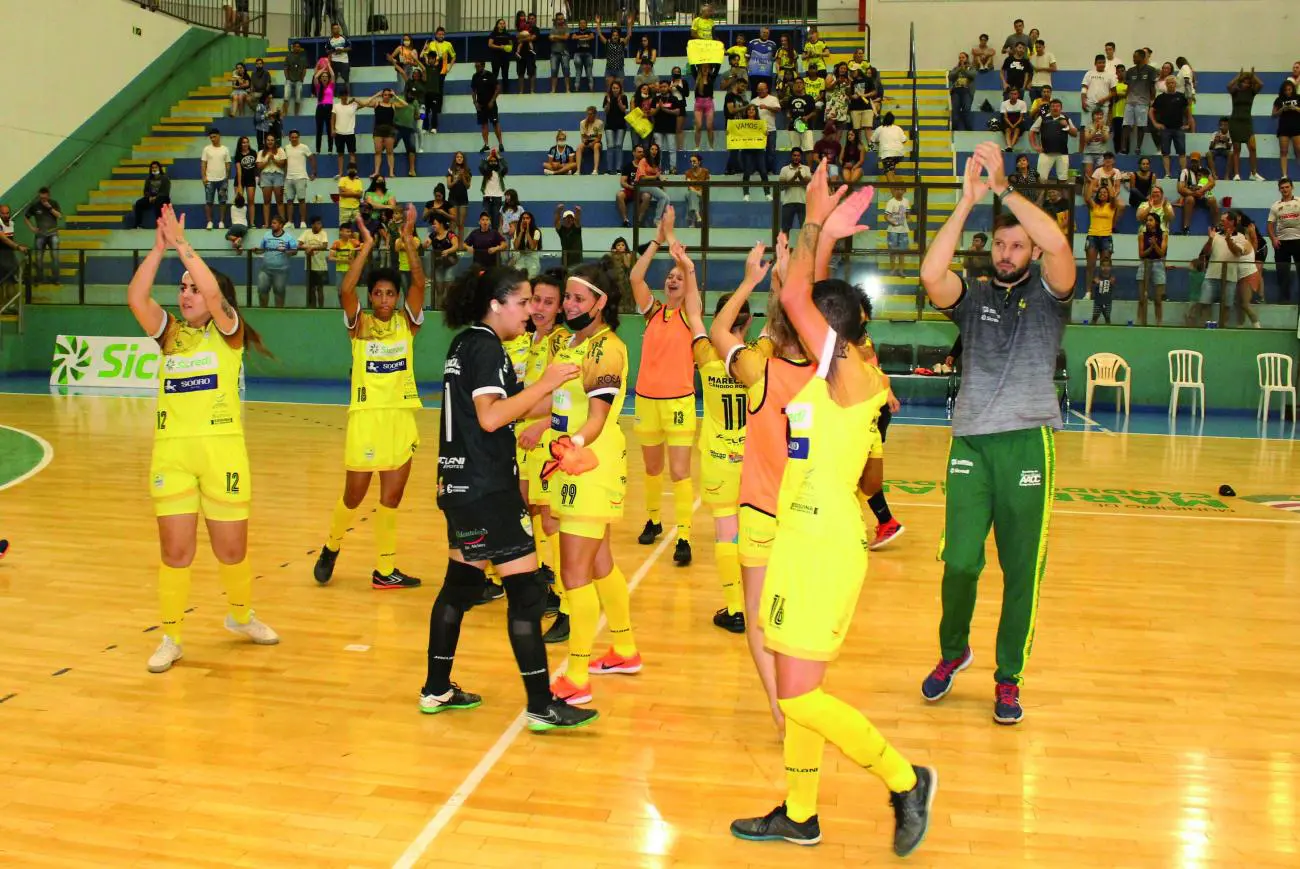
left=920, top=647, right=973, bottom=701
left=993, top=681, right=1024, bottom=725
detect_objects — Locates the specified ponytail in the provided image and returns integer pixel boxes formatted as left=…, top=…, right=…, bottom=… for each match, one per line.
left=444, top=265, right=529, bottom=328
left=214, top=269, right=271, bottom=357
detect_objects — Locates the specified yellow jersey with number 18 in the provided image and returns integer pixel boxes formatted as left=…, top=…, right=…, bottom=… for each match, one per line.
left=550, top=326, right=628, bottom=464
left=154, top=313, right=245, bottom=441
left=348, top=309, right=422, bottom=411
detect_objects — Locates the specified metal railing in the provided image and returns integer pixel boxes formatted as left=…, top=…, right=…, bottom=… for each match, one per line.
left=131, top=0, right=268, bottom=35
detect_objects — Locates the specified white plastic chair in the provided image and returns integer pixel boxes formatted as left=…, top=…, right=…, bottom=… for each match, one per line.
left=1257, top=353, right=1297, bottom=423
left=1168, top=349, right=1205, bottom=419
left=1085, top=353, right=1131, bottom=419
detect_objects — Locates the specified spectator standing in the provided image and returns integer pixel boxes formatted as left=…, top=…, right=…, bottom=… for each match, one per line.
left=1150, top=77, right=1191, bottom=177
left=1122, top=50, right=1158, bottom=155
left=1000, top=44, right=1033, bottom=100
left=421, top=26, right=456, bottom=96
left=426, top=214, right=460, bottom=303
left=1089, top=263, right=1113, bottom=324
left=737, top=104, right=770, bottom=201
left=549, top=14, right=573, bottom=95
left=0, top=204, right=27, bottom=293
left=446, top=152, right=472, bottom=237
left=1137, top=211, right=1169, bottom=325
left=256, top=134, right=288, bottom=228
left=201, top=129, right=231, bottom=230
left=1233, top=210, right=1264, bottom=327
left=418, top=61, right=444, bottom=137
left=598, top=14, right=632, bottom=93
left=313, top=68, right=335, bottom=157
left=253, top=94, right=273, bottom=152
left=1176, top=56, right=1198, bottom=132
left=1273, top=81, right=1300, bottom=179
left=1227, top=69, right=1265, bottom=181
left=638, top=143, right=671, bottom=222
left=577, top=106, right=605, bottom=175
left=501, top=189, right=525, bottom=240
left=572, top=19, right=596, bottom=92
left=683, top=153, right=709, bottom=227
left=1084, top=177, right=1117, bottom=295
left=949, top=53, right=978, bottom=132
left=751, top=80, right=782, bottom=174
left=24, top=188, right=62, bottom=284
left=257, top=213, right=298, bottom=307
left=553, top=204, right=584, bottom=269
left=1001, top=19, right=1032, bottom=56
left=635, top=34, right=658, bottom=73
left=693, top=63, right=718, bottom=150
left=1029, top=99, right=1075, bottom=181
left=1191, top=215, right=1246, bottom=326
left=132, top=161, right=171, bottom=229
left=1080, top=108, right=1111, bottom=182
left=479, top=150, right=509, bottom=230
left=778, top=148, right=811, bottom=233
left=722, top=53, right=748, bottom=94
left=284, top=130, right=317, bottom=228
left=515, top=13, right=539, bottom=95
left=747, top=27, right=777, bottom=95
left=785, top=78, right=818, bottom=150
left=512, top=211, right=543, bottom=276
left=464, top=212, right=507, bottom=268
left=1176, top=152, right=1220, bottom=235
left=1268, top=177, right=1300, bottom=301
left=471, top=61, right=506, bottom=154
left=1029, top=39, right=1056, bottom=103
left=360, top=87, right=407, bottom=180
left=1110, top=64, right=1128, bottom=152
left=972, top=34, right=995, bottom=72
left=248, top=58, right=272, bottom=107
left=653, top=81, right=683, bottom=174
left=633, top=61, right=657, bottom=94
left=871, top=111, right=910, bottom=181
left=487, top=19, right=514, bottom=93
left=1102, top=42, right=1119, bottom=77
left=1079, top=55, right=1117, bottom=150
left=999, top=88, right=1028, bottom=151
left=723, top=79, right=748, bottom=174
left=328, top=24, right=351, bottom=84
left=802, top=28, right=830, bottom=73
left=284, top=42, right=308, bottom=115
left=617, top=144, right=649, bottom=227
left=328, top=222, right=359, bottom=287
left=691, top=3, right=716, bottom=41
left=1208, top=117, right=1233, bottom=178
left=884, top=187, right=912, bottom=277
left=392, top=89, right=420, bottom=177
left=299, top=215, right=330, bottom=308
left=774, top=34, right=798, bottom=82
left=812, top=122, right=842, bottom=178
left=337, top=162, right=363, bottom=226
left=604, top=82, right=630, bottom=173
left=330, top=87, right=360, bottom=178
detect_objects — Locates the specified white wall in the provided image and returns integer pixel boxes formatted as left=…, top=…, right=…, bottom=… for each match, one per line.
left=833, top=0, right=1295, bottom=73
left=0, top=0, right=190, bottom=192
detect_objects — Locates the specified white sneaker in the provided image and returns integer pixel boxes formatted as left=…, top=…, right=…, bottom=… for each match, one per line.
left=148, top=636, right=183, bottom=673
left=1251, top=173, right=1267, bottom=182
left=590, top=169, right=599, bottom=176
left=225, top=613, right=280, bottom=644
left=218, top=221, right=226, bottom=230
left=1232, top=174, right=1241, bottom=181
left=743, top=194, right=750, bottom=202
left=431, top=128, right=438, bottom=135
left=765, top=193, right=773, bottom=201
left=206, top=221, right=214, bottom=230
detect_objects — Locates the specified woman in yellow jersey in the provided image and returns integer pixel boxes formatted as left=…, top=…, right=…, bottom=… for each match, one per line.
left=730, top=165, right=935, bottom=855
left=546, top=260, right=642, bottom=706
left=127, top=206, right=278, bottom=674
left=512, top=269, right=572, bottom=641
left=678, top=244, right=756, bottom=633
left=855, top=298, right=905, bottom=550
left=312, top=207, right=426, bottom=590
left=629, top=207, right=697, bottom=565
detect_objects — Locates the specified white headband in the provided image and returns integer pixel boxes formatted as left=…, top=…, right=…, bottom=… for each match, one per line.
left=568, top=276, right=606, bottom=297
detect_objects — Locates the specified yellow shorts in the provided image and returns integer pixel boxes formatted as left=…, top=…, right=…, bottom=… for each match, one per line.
left=344, top=408, right=420, bottom=472
left=633, top=394, right=697, bottom=447
left=519, top=425, right=555, bottom=507
left=738, top=506, right=776, bottom=567
left=553, top=449, right=627, bottom=539
left=761, top=523, right=868, bottom=661
left=150, top=435, right=251, bottom=521
left=701, top=447, right=742, bottom=516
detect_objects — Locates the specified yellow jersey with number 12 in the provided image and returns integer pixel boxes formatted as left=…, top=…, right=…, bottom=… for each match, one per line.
left=154, top=313, right=245, bottom=441
left=348, top=309, right=422, bottom=411
left=550, top=326, right=628, bottom=464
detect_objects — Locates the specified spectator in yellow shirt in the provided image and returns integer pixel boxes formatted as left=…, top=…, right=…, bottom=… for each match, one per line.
left=691, top=4, right=716, bottom=41
left=1084, top=179, right=1117, bottom=295
left=328, top=224, right=361, bottom=289
left=802, top=29, right=829, bottom=72
left=726, top=34, right=748, bottom=68
left=337, top=163, right=364, bottom=225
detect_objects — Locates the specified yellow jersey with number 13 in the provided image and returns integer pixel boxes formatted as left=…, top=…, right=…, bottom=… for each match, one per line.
left=348, top=309, right=422, bottom=411
left=153, top=313, right=245, bottom=441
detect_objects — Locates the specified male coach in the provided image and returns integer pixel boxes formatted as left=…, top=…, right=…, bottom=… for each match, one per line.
left=917, top=141, right=1075, bottom=725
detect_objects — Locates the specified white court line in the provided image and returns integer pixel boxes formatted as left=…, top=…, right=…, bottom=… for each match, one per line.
left=391, top=499, right=701, bottom=869
left=897, top=499, right=1300, bottom=526
left=0, top=424, right=54, bottom=492
left=1069, top=408, right=1113, bottom=434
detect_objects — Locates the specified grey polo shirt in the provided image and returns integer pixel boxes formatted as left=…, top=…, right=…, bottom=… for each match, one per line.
left=939, top=267, right=1072, bottom=437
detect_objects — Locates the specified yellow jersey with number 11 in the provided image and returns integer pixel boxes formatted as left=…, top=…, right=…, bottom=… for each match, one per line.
left=153, top=314, right=245, bottom=440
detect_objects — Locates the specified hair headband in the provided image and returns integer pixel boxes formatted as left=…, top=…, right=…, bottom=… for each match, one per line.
left=568, top=276, right=606, bottom=297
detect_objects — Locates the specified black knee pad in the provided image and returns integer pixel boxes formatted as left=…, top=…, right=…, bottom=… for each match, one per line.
left=439, top=560, right=486, bottom=610
left=503, top=570, right=548, bottom=622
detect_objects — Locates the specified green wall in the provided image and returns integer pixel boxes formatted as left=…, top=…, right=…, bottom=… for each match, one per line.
left=2, top=30, right=267, bottom=242
left=5, top=306, right=1297, bottom=413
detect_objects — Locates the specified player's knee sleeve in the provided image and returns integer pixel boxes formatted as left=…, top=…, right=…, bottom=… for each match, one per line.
left=504, top=569, right=548, bottom=622
left=440, top=560, right=486, bottom=610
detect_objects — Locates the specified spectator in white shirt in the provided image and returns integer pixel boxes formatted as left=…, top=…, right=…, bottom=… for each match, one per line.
left=1268, top=177, right=1300, bottom=301
left=870, top=111, right=909, bottom=180
left=1191, top=213, right=1246, bottom=325
left=283, top=130, right=317, bottom=229
left=201, top=129, right=232, bottom=229
left=750, top=80, right=782, bottom=173
left=298, top=215, right=330, bottom=308
left=1102, top=42, right=1119, bottom=77
left=1175, top=56, right=1198, bottom=131
left=1029, top=38, right=1057, bottom=102
left=999, top=88, right=1028, bottom=151
left=1080, top=55, right=1117, bottom=130
left=778, top=148, right=811, bottom=233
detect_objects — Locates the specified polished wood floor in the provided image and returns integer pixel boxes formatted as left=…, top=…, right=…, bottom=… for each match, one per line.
left=1, top=392, right=1298, bottom=868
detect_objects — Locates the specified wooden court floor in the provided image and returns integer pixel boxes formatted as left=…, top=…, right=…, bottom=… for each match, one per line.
left=1, top=392, right=1298, bottom=868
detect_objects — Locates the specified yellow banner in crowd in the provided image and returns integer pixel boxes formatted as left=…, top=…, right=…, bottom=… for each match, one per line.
left=726, top=119, right=767, bottom=150
left=686, top=39, right=725, bottom=67
left=625, top=107, right=653, bottom=139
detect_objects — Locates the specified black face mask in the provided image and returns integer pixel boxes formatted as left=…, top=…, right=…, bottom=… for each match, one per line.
left=566, top=304, right=599, bottom=332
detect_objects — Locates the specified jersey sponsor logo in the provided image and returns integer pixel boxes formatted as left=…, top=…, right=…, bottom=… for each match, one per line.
left=552, top=389, right=573, bottom=410
left=365, top=358, right=408, bottom=374
left=520, top=512, right=534, bottom=536
left=551, top=413, right=569, bottom=432
left=366, top=339, right=408, bottom=358
left=164, top=351, right=218, bottom=374
left=786, top=437, right=810, bottom=459
left=979, top=304, right=1001, bottom=324
left=706, top=373, right=743, bottom=390
left=949, top=458, right=974, bottom=476
left=164, top=374, right=218, bottom=393
left=438, top=456, right=466, bottom=467
left=1019, top=469, right=1043, bottom=487
left=444, top=356, right=462, bottom=376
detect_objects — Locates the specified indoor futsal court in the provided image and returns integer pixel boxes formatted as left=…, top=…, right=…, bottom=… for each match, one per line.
left=1, top=384, right=1298, bottom=868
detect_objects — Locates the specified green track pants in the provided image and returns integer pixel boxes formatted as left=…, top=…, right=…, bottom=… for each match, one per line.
left=939, top=426, right=1056, bottom=685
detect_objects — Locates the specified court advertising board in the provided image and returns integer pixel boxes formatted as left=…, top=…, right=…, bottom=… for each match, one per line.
left=50, top=335, right=161, bottom=388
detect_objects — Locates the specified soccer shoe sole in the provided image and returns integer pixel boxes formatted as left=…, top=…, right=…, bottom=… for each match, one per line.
left=526, top=710, right=600, bottom=732
left=730, top=826, right=822, bottom=846
left=920, top=652, right=972, bottom=702
left=419, top=698, right=483, bottom=715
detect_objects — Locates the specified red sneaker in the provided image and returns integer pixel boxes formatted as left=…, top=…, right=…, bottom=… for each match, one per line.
left=550, top=674, right=593, bottom=705
left=870, top=518, right=905, bottom=550
left=589, top=647, right=643, bottom=675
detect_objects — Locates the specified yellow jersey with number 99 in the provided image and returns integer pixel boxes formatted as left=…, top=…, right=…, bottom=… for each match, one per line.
left=154, top=313, right=245, bottom=441
left=550, top=326, right=628, bottom=463
left=348, top=309, right=422, bottom=411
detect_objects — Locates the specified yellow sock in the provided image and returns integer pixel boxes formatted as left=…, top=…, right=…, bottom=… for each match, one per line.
left=326, top=497, right=357, bottom=551
left=716, top=540, right=743, bottom=615
left=673, top=478, right=694, bottom=542
left=780, top=689, right=917, bottom=793
left=374, top=505, right=398, bottom=575
left=644, top=470, right=664, bottom=523
left=218, top=559, right=253, bottom=625
left=549, top=532, right=567, bottom=614
left=781, top=716, right=827, bottom=823
left=531, top=513, right=548, bottom=561
left=594, top=564, right=637, bottom=656
left=485, top=562, right=502, bottom=586
left=564, top=582, right=601, bottom=687
left=158, top=564, right=192, bottom=642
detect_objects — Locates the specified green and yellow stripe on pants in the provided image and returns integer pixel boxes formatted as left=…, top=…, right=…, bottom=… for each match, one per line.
left=938, top=426, right=1056, bottom=685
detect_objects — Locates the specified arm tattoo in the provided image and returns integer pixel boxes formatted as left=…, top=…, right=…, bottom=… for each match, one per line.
left=797, top=222, right=823, bottom=255
left=221, top=299, right=236, bottom=320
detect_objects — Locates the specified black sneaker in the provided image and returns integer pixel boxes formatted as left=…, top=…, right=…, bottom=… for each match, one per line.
left=637, top=520, right=663, bottom=545
left=372, top=568, right=421, bottom=589
left=470, top=580, right=505, bottom=606
left=993, top=681, right=1024, bottom=724
left=479, top=145, right=490, bottom=153
left=730, top=803, right=821, bottom=846
left=673, top=539, right=692, bottom=566
left=545, top=588, right=562, bottom=616
left=889, top=765, right=937, bottom=857
left=0, top=538, right=9, bottom=558
left=418, top=683, right=483, bottom=714
left=920, top=647, right=972, bottom=701
left=543, top=612, right=570, bottom=643
left=712, top=607, right=746, bottom=633
left=538, top=563, right=557, bottom=586
left=313, top=545, right=339, bottom=584
left=526, top=699, right=600, bottom=732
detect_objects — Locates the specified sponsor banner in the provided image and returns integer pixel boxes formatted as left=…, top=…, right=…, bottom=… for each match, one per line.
left=50, top=334, right=245, bottom=390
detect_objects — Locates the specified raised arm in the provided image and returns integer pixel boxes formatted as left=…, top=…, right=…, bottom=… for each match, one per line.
left=920, top=155, right=985, bottom=308
left=629, top=205, right=675, bottom=312
left=399, top=203, right=426, bottom=316
left=128, top=222, right=168, bottom=336
left=159, top=205, right=238, bottom=334
left=668, top=240, right=701, bottom=333
left=341, top=214, right=375, bottom=322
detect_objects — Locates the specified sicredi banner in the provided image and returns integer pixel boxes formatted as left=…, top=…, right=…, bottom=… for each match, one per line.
left=50, top=335, right=161, bottom=388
